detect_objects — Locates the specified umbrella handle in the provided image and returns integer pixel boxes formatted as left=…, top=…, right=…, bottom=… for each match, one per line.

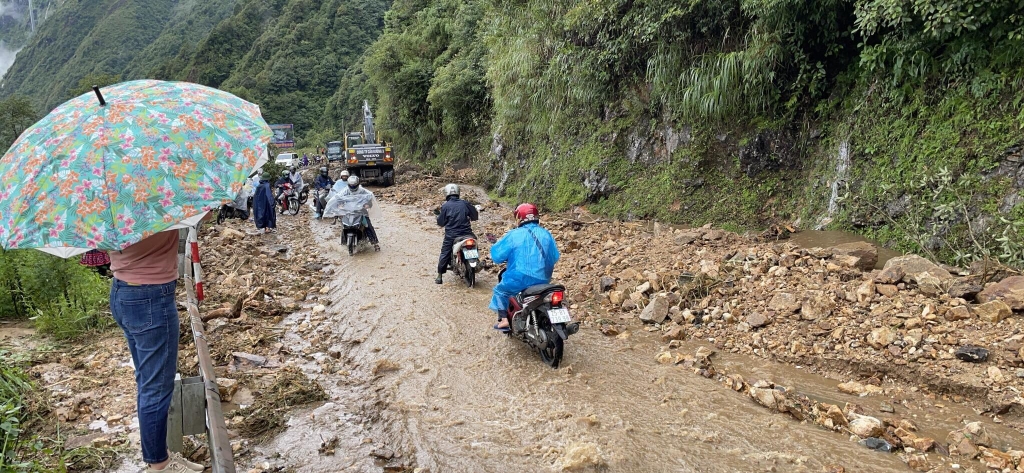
left=92, top=86, right=106, bottom=106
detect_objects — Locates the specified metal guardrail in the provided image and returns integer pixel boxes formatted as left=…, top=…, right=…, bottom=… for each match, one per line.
left=167, top=227, right=235, bottom=473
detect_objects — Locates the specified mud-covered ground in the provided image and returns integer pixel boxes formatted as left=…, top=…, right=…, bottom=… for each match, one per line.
left=6, top=171, right=1024, bottom=472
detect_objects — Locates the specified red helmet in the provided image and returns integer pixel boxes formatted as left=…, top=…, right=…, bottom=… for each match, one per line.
left=514, top=203, right=539, bottom=225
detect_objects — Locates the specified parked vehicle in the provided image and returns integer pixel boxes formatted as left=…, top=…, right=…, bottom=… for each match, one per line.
left=276, top=183, right=300, bottom=215
left=275, top=152, right=299, bottom=167
left=450, top=236, right=480, bottom=287
left=498, top=270, right=579, bottom=368
left=217, top=187, right=251, bottom=223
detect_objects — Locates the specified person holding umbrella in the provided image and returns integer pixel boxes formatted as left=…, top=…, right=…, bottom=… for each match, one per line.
left=0, top=80, right=271, bottom=472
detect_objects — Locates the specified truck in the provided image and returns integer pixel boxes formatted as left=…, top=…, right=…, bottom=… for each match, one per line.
left=326, top=141, right=344, bottom=162
left=343, top=101, right=395, bottom=186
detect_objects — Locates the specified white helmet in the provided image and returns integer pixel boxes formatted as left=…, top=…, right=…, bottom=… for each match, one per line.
left=340, top=170, right=350, bottom=179
left=444, top=183, right=460, bottom=198
left=347, top=176, right=360, bottom=188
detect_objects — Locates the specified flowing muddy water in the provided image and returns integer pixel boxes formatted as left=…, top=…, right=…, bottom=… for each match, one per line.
left=256, top=203, right=985, bottom=472
left=789, top=230, right=902, bottom=269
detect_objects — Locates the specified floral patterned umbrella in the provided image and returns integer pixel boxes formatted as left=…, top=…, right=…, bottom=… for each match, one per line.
left=0, top=80, right=271, bottom=258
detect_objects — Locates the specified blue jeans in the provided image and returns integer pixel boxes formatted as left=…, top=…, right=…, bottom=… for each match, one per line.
left=110, top=278, right=179, bottom=465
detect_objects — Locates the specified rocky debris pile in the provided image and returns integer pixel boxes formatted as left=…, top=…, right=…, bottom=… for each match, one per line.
left=665, top=347, right=1024, bottom=471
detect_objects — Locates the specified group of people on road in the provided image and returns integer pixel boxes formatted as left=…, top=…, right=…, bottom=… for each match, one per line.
left=434, top=184, right=559, bottom=331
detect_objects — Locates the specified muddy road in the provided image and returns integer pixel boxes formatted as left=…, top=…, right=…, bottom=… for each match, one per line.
left=244, top=201, right=948, bottom=473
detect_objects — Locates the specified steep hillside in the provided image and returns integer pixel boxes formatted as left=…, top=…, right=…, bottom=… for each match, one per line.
left=159, top=0, right=390, bottom=136
left=0, top=0, right=238, bottom=109
left=354, top=0, right=1024, bottom=268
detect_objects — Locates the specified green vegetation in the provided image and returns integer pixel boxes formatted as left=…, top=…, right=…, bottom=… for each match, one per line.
left=3, top=0, right=1024, bottom=268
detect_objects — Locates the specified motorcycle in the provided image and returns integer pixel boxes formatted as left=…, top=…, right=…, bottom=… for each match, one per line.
left=450, top=236, right=480, bottom=287
left=217, top=188, right=251, bottom=224
left=498, top=269, right=580, bottom=368
left=310, top=187, right=330, bottom=219
left=277, top=183, right=300, bottom=215
left=323, top=188, right=381, bottom=256
left=297, top=184, right=310, bottom=205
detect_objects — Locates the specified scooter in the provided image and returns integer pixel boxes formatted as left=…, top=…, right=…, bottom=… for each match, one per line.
left=499, top=269, right=580, bottom=368
left=277, top=183, right=300, bottom=215
left=450, top=236, right=480, bottom=287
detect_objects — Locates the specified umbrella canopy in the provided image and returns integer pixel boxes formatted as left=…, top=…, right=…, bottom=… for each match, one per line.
left=0, top=80, right=271, bottom=257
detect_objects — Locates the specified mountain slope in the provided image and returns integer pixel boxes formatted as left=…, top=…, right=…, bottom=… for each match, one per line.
left=0, top=0, right=238, bottom=109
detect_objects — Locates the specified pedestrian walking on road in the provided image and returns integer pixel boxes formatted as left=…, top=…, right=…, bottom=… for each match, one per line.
left=253, top=172, right=277, bottom=234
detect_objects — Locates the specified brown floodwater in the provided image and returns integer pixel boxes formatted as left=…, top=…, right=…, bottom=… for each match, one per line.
left=252, top=204, right=1015, bottom=472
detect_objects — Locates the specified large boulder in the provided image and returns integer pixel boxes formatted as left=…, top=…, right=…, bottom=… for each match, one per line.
left=974, top=300, right=1012, bottom=323
left=768, top=292, right=801, bottom=313
left=883, top=255, right=952, bottom=281
left=639, top=294, right=670, bottom=324
left=848, top=414, right=884, bottom=438
left=947, top=276, right=984, bottom=300
left=801, top=290, right=835, bottom=320
left=830, top=242, right=878, bottom=271
left=976, top=275, right=1024, bottom=310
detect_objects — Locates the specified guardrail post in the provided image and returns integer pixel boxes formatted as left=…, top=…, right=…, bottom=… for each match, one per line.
left=166, top=374, right=184, bottom=453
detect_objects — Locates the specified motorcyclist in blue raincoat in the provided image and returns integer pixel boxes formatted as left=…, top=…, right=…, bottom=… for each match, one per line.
left=489, top=203, right=559, bottom=330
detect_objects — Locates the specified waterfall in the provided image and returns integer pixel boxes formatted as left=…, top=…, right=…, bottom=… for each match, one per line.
left=816, top=139, right=851, bottom=230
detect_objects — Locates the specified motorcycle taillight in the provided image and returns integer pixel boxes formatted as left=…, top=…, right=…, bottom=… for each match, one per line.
left=465, top=239, right=476, bottom=248
left=550, top=291, right=564, bottom=306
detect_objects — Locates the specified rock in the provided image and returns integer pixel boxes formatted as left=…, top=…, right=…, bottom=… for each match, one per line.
left=703, top=229, right=725, bottom=241
left=831, top=242, right=878, bottom=271
left=821, top=404, right=848, bottom=428
left=910, top=437, right=935, bottom=452
left=987, top=366, right=1006, bottom=383
left=874, top=266, right=905, bottom=285
left=962, top=422, right=993, bottom=447
left=608, top=290, right=625, bottom=306
left=801, top=290, right=835, bottom=320
left=220, top=228, right=245, bottom=240
left=558, top=442, right=605, bottom=471
left=857, top=437, right=892, bottom=452
left=749, top=387, right=785, bottom=411
left=876, top=284, right=898, bottom=298
left=64, top=432, right=108, bottom=450
left=837, top=381, right=883, bottom=396
left=661, top=327, right=686, bottom=342
left=746, top=312, right=769, bottom=328
left=945, top=305, right=971, bottom=321
left=768, top=292, right=801, bottom=313
left=312, top=304, right=326, bottom=314
left=656, top=351, right=674, bottom=364
left=217, top=378, right=239, bottom=401
left=866, top=327, right=896, bottom=350
left=598, top=324, right=621, bottom=336
left=230, top=352, right=267, bottom=372
left=621, top=299, right=637, bottom=311
left=639, top=294, right=670, bottom=324
left=832, top=254, right=862, bottom=269
left=906, top=454, right=931, bottom=471
left=977, top=275, right=1024, bottom=310
left=848, top=414, right=884, bottom=438
left=979, top=447, right=1014, bottom=470
left=947, top=428, right=981, bottom=458
left=974, top=300, right=1012, bottom=323
left=856, top=281, right=875, bottom=304
left=947, top=277, right=984, bottom=300
left=597, top=276, right=616, bottom=293
left=914, top=272, right=944, bottom=296
left=635, top=281, right=652, bottom=294
left=954, top=345, right=989, bottom=363
left=883, top=255, right=952, bottom=281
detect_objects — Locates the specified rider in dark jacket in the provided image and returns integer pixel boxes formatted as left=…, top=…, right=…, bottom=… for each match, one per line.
left=274, top=171, right=292, bottom=201
left=314, top=167, right=334, bottom=189
left=435, top=184, right=478, bottom=284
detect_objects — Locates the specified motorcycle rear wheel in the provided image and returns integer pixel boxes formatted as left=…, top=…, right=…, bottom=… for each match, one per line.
left=538, top=329, right=564, bottom=368
left=463, top=260, right=475, bottom=288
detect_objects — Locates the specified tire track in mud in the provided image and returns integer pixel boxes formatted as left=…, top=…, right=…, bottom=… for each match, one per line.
left=255, top=203, right=920, bottom=473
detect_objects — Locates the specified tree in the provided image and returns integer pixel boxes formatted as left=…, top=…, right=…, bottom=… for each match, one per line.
left=0, top=95, right=37, bottom=154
